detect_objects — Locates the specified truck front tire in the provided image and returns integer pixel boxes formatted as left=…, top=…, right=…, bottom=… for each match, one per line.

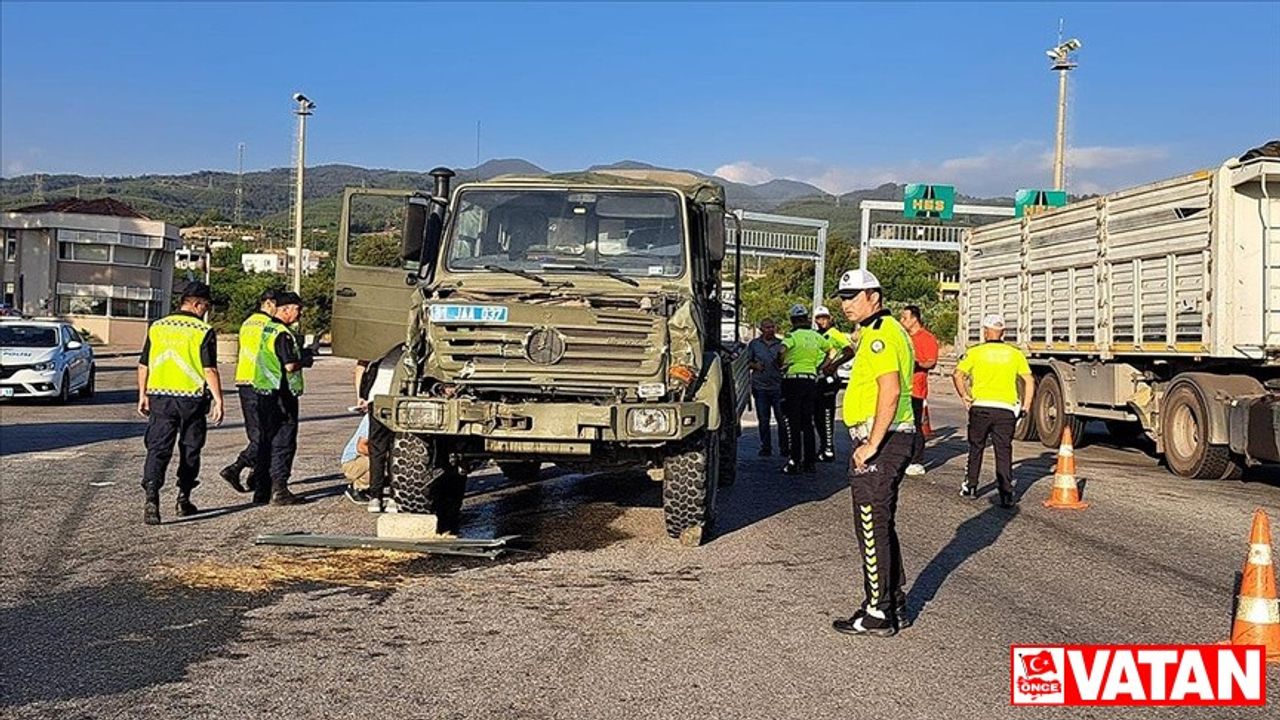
left=390, top=432, right=466, bottom=532
left=1161, top=384, right=1243, bottom=480
left=662, top=431, right=720, bottom=547
left=1034, top=373, right=1086, bottom=448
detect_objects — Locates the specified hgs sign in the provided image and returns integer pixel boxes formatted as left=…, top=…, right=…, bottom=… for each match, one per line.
left=1010, top=645, right=1265, bottom=706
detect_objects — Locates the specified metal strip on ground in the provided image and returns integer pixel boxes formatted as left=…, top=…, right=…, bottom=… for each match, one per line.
left=254, top=532, right=519, bottom=559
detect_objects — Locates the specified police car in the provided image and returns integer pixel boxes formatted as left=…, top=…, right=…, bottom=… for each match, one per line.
left=0, top=317, right=96, bottom=402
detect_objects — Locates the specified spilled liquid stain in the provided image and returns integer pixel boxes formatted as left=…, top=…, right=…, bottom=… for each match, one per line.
left=159, top=549, right=427, bottom=593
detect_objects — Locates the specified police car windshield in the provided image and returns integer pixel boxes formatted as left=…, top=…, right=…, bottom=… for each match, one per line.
left=446, top=189, right=684, bottom=278
left=0, top=325, right=58, bottom=348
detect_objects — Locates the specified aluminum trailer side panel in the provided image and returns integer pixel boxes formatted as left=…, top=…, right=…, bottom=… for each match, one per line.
left=960, top=157, right=1280, bottom=363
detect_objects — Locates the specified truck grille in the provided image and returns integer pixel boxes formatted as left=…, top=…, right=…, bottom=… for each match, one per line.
left=434, top=311, right=664, bottom=393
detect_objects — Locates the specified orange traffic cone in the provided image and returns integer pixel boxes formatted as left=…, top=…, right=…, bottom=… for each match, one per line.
left=1043, top=426, right=1088, bottom=509
left=1228, top=509, right=1280, bottom=662
left=921, top=400, right=933, bottom=438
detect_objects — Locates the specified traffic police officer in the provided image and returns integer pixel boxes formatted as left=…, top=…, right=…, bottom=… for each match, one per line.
left=831, top=269, right=916, bottom=637
left=251, top=291, right=311, bottom=505
left=136, top=281, right=224, bottom=525
left=220, top=287, right=279, bottom=493
left=952, top=313, right=1035, bottom=507
left=779, top=304, right=836, bottom=474
left=813, top=305, right=854, bottom=462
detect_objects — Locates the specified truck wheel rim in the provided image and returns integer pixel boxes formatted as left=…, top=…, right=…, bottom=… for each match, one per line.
left=1169, top=403, right=1199, bottom=460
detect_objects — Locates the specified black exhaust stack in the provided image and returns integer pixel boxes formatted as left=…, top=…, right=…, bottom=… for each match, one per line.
left=430, top=167, right=456, bottom=201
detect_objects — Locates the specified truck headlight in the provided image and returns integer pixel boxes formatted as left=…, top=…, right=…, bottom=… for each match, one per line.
left=398, top=400, right=444, bottom=428
left=637, top=382, right=665, bottom=400
left=628, top=408, right=675, bottom=437
left=32, top=361, right=55, bottom=372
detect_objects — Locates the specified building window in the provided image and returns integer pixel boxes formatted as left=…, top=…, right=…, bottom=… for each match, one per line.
left=110, top=298, right=149, bottom=318
left=4, top=230, right=15, bottom=261
left=58, top=295, right=108, bottom=316
left=113, top=246, right=150, bottom=266
left=58, top=243, right=111, bottom=263
left=3, top=282, right=14, bottom=306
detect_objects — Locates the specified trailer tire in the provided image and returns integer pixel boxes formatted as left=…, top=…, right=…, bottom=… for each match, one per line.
left=718, top=384, right=739, bottom=487
left=391, top=433, right=466, bottom=532
left=1161, top=385, right=1241, bottom=480
left=496, top=460, right=542, bottom=484
left=1034, top=373, right=1086, bottom=448
left=1013, top=411, right=1039, bottom=442
left=662, top=431, right=720, bottom=547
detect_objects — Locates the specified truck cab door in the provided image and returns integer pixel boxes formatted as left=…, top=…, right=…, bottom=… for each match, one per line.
left=332, top=188, right=428, bottom=360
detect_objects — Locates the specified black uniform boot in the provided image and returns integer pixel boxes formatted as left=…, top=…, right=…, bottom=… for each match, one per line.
left=219, top=463, right=248, bottom=493
left=175, top=492, right=199, bottom=517
left=270, top=489, right=306, bottom=506
left=144, top=497, right=161, bottom=526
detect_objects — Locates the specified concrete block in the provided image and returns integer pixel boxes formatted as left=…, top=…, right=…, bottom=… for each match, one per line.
left=376, top=512, right=443, bottom=540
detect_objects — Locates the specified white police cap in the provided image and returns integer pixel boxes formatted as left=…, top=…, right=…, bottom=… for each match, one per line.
left=814, top=305, right=832, bottom=317
left=837, top=269, right=881, bottom=297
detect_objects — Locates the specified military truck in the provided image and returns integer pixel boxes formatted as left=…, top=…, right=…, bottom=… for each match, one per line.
left=959, top=152, right=1280, bottom=479
left=331, top=168, right=749, bottom=545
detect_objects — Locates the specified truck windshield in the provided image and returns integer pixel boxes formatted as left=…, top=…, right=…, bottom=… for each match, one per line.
left=446, top=189, right=684, bottom=278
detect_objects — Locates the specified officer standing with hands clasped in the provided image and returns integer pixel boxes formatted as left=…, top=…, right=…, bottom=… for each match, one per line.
left=813, top=305, right=854, bottom=462
left=952, top=313, right=1035, bottom=508
left=831, top=269, right=916, bottom=637
left=219, top=287, right=279, bottom=493
left=136, top=281, right=224, bottom=525
left=251, top=291, right=312, bottom=506
left=779, top=304, right=836, bottom=475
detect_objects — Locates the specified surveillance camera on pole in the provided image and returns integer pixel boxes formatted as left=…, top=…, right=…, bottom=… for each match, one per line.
left=1046, top=37, right=1081, bottom=190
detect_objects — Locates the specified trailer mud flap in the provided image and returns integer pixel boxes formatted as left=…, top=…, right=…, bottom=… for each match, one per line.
left=1228, top=395, right=1280, bottom=464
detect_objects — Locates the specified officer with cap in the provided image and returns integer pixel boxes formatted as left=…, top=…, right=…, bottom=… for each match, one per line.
left=779, top=303, right=836, bottom=474
left=831, top=269, right=916, bottom=636
left=251, top=291, right=313, bottom=505
left=813, top=305, right=854, bottom=461
left=136, top=281, right=224, bottom=525
left=952, top=313, right=1034, bottom=507
left=220, top=287, right=280, bottom=493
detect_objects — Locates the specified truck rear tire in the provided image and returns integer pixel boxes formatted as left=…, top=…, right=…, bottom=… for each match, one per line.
left=497, top=460, right=542, bottom=484
left=1034, top=373, right=1085, bottom=448
left=1161, top=385, right=1242, bottom=480
left=390, top=433, right=466, bottom=532
left=1013, top=411, right=1039, bottom=442
left=662, top=431, right=720, bottom=547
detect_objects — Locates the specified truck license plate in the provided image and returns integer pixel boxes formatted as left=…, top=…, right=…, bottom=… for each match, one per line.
left=429, top=304, right=509, bottom=323
left=0, top=387, right=13, bottom=399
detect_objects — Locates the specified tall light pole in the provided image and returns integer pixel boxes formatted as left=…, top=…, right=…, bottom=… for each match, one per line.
left=1046, top=35, right=1081, bottom=191
left=291, top=93, right=315, bottom=293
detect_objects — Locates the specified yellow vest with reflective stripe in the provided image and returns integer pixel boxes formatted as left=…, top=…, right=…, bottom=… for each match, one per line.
left=842, top=313, right=915, bottom=429
left=255, top=320, right=304, bottom=396
left=146, top=314, right=211, bottom=397
left=234, top=312, right=272, bottom=385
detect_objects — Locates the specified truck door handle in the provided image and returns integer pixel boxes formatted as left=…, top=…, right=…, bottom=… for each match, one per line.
left=336, top=287, right=357, bottom=298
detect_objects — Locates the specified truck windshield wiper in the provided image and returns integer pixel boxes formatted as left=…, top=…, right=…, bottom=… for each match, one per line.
left=482, top=264, right=551, bottom=287
left=541, top=263, right=640, bottom=287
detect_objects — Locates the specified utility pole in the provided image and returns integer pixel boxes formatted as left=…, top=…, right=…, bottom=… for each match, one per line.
left=291, top=93, right=315, bottom=293
left=234, top=142, right=245, bottom=225
left=1046, top=24, right=1081, bottom=191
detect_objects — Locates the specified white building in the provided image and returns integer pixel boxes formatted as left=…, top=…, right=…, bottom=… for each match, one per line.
left=241, top=247, right=326, bottom=276
left=1, top=198, right=178, bottom=346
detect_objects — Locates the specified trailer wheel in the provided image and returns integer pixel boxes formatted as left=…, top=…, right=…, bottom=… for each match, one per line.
left=1161, top=385, right=1241, bottom=480
left=390, top=433, right=466, bottom=532
left=662, top=431, right=720, bottom=547
left=1013, top=410, right=1039, bottom=442
left=1033, top=373, right=1086, bottom=448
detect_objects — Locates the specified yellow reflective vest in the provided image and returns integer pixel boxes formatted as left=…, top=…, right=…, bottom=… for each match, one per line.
left=234, top=311, right=272, bottom=385
left=254, top=320, right=304, bottom=396
left=145, top=314, right=211, bottom=397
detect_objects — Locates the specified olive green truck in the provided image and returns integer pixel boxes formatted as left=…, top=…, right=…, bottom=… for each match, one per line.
left=331, top=168, right=748, bottom=545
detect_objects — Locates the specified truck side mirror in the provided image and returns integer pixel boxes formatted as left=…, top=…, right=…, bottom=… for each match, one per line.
left=419, top=203, right=446, bottom=281
left=401, top=197, right=429, bottom=271
left=703, top=202, right=727, bottom=263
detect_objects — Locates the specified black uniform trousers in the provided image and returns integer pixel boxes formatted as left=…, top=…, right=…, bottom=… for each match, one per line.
left=815, top=375, right=840, bottom=456
left=849, top=430, right=913, bottom=613
left=910, top=397, right=926, bottom=465
left=142, top=394, right=210, bottom=496
left=230, top=385, right=263, bottom=473
left=965, top=406, right=1016, bottom=496
left=252, top=391, right=299, bottom=500
left=781, top=377, right=817, bottom=467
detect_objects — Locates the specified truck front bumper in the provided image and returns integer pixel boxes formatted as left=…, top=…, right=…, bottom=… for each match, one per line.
left=373, top=396, right=709, bottom=454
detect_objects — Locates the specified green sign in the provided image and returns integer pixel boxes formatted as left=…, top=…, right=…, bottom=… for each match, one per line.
left=903, top=184, right=955, bottom=220
left=1015, top=189, right=1068, bottom=218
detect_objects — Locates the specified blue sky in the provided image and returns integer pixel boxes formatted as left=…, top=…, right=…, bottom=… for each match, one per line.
left=2, top=1, right=1277, bottom=196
